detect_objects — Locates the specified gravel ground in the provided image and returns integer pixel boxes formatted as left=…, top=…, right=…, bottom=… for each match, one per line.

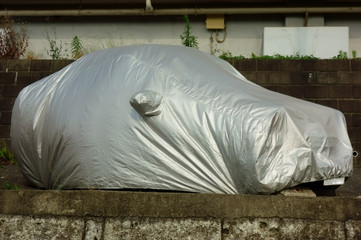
left=1, top=164, right=360, bottom=196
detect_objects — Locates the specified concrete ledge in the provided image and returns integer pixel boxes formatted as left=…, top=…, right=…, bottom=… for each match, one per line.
left=1, top=190, right=360, bottom=221
left=1, top=191, right=361, bottom=239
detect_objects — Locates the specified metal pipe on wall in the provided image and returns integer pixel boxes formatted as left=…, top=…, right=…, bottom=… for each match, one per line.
left=1, top=7, right=361, bottom=17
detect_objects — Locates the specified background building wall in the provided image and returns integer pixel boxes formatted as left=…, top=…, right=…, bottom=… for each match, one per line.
left=21, top=14, right=361, bottom=59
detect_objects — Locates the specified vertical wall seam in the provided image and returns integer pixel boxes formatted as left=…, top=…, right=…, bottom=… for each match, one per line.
left=100, top=217, right=106, bottom=240
left=81, top=218, right=87, bottom=240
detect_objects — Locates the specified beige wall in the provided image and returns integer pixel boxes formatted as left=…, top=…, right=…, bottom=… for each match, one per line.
left=20, top=14, right=361, bottom=59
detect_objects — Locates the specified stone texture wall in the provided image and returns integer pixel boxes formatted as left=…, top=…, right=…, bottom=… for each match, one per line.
left=0, top=59, right=360, bottom=167
left=0, top=59, right=73, bottom=144
left=0, top=191, right=361, bottom=239
left=1, top=215, right=360, bottom=239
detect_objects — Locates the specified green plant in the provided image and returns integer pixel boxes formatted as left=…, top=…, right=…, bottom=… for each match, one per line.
left=352, top=50, right=360, bottom=59
left=180, top=15, right=198, bottom=48
left=0, top=16, right=29, bottom=59
left=219, top=51, right=246, bottom=60
left=250, top=52, right=318, bottom=60
left=45, top=26, right=68, bottom=60
left=0, top=141, right=15, bottom=165
left=1, top=181, right=18, bottom=190
left=332, top=50, right=348, bottom=59
left=71, top=36, right=84, bottom=59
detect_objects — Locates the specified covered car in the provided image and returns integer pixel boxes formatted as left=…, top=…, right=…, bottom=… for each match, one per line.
left=11, top=45, right=353, bottom=194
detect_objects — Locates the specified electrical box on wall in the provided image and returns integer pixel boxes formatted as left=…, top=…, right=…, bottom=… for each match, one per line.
left=206, top=14, right=225, bottom=30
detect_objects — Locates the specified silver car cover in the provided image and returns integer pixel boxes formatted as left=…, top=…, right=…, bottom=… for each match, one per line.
left=11, top=45, right=353, bottom=194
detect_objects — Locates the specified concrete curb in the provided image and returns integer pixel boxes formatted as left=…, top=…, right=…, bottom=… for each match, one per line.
left=1, top=190, right=360, bottom=220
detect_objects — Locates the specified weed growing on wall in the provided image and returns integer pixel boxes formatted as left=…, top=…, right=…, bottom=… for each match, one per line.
left=218, top=51, right=246, bottom=60
left=351, top=50, right=361, bottom=59
left=0, top=141, right=15, bottom=166
left=332, top=50, right=348, bottom=59
left=180, top=15, right=199, bottom=48
left=71, top=36, right=84, bottom=59
left=1, top=181, right=19, bottom=190
left=251, top=52, right=318, bottom=60
left=44, top=26, right=68, bottom=60
left=0, top=16, right=28, bottom=59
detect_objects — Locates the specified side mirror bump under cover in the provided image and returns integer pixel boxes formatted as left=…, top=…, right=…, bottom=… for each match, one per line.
left=130, top=90, right=163, bottom=116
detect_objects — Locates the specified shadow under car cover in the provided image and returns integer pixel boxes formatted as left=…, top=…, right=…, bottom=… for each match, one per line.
left=10, top=44, right=353, bottom=194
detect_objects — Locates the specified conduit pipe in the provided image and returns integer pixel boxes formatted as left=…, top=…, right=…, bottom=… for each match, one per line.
left=1, top=7, right=361, bottom=17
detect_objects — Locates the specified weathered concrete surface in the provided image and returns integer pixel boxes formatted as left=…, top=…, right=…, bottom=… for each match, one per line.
left=0, top=214, right=83, bottom=240
left=0, top=191, right=361, bottom=239
left=84, top=218, right=104, bottom=240
left=346, top=220, right=361, bottom=240
left=0, top=215, right=360, bottom=239
left=1, top=190, right=360, bottom=220
left=104, top=217, right=221, bottom=239
left=223, top=218, right=347, bottom=240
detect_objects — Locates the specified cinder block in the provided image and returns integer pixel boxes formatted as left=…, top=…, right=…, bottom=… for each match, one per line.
left=0, top=111, right=12, bottom=124
left=233, top=59, right=256, bottom=71
left=303, top=60, right=328, bottom=71
left=327, top=59, right=350, bottom=71
left=304, top=86, right=328, bottom=98
left=52, top=60, right=74, bottom=72
left=0, top=72, right=17, bottom=84
left=0, top=60, right=7, bottom=72
left=0, top=100, right=14, bottom=111
left=316, top=72, right=339, bottom=84
left=0, top=125, right=10, bottom=138
left=268, top=72, right=291, bottom=84
left=348, top=128, right=361, bottom=141
left=353, top=86, right=361, bottom=98
left=328, top=86, right=353, bottom=98
left=17, top=72, right=43, bottom=84
left=339, top=100, right=361, bottom=112
left=0, top=215, right=84, bottom=240
left=7, top=59, right=31, bottom=71
left=278, top=86, right=305, bottom=98
left=222, top=218, right=345, bottom=240
left=30, top=60, right=53, bottom=71
left=84, top=218, right=103, bottom=240
left=352, top=114, right=361, bottom=127
left=257, top=59, right=280, bottom=71
left=2, top=85, right=27, bottom=97
left=350, top=59, right=361, bottom=71
left=314, top=99, right=339, bottom=109
left=346, top=220, right=361, bottom=240
left=241, top=71, right=255, bottom=82
left=291, top=72, right=312, bottom=85
left=280, top=59, right=303, bottom=72
left=339, top=72, right=361, bottom=85
left=103, top=217, right=221, bottom=240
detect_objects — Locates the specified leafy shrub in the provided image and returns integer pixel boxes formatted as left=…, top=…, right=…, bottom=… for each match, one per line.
left=332, top=50, right=348, bottom=59
left=0, top=141, right=15, bottom=166
left=180, top=15, right=198, bottom=48
left=0, top=16, right=29, bottom=59
left=45, top=26, right=68, bottom=60
left=1, top=181, right=19, bottom=190
left=71, top=36, right=84, bottom=59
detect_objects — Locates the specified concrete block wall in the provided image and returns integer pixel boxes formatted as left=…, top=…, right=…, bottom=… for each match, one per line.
left=0, top=191, right=360, bottom=239
left=0, top=59, right=74, bottom=145
left=0, top=59, right=360, bottom=167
